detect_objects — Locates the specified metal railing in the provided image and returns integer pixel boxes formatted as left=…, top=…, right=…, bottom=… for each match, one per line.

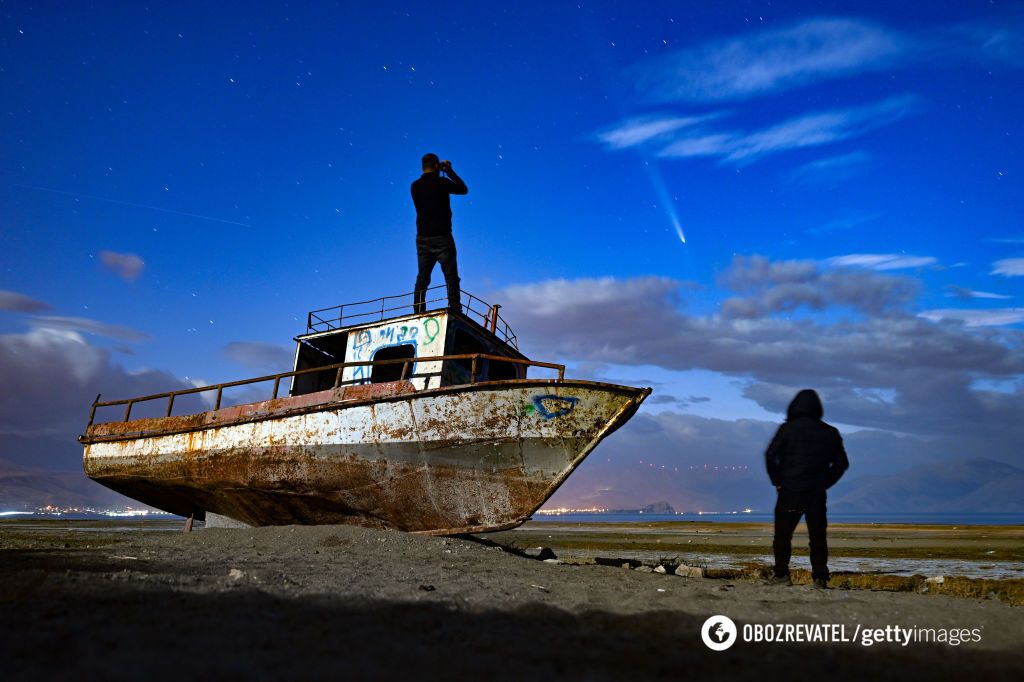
left=306, top=286, right=518, bottom=349
left=87, top=353, right=565, bottom=428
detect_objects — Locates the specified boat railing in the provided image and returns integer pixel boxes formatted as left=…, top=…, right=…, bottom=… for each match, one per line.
left=85, top=353, right=565, bottom=428
left=306, top=286, right=518, bottom=349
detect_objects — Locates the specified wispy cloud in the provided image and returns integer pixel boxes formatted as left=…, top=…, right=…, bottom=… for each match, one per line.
left=636, top=17, right=908, bottom=103
left=919, top=308, right=1024, bottom=327
left=222, top=341, right=294, bottom=372
left=946, top=286, right=1011, bottom=301
left=595, top=114, right=718, bottom=150
left=986, top=236, right=1024, bottom=245
left=597, top=13, right=1024, bottom=171
left=957, top=13, right=1024, bottom=69
left=807, top=212, right=881, bottom=235
left=993, top=258, right=1024, bottom=277
left=30, top=316, right=150, bottom=341
left=634, top=14, right=1024, bottom=105
left=656, top=95, right=919, bottom=164
left=828, top=253, right=937, bottom=270
left=0, top=290, right=50, bottom=313
left=788, top=151, right=874, bottom=186
left=99, top=250, right=145, bottom=282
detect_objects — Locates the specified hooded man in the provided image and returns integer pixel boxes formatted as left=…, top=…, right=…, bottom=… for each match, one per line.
left=765, top=389, right=849, bottom=588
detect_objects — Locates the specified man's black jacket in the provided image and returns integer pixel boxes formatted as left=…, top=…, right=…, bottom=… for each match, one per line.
left=411, top=170, right=468, bottom=238
left=765, top=390, right=849, bottom=492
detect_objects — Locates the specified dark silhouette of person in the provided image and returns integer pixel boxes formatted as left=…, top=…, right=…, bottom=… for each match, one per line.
left=411, top=153, right=468, bottom=312
left=765, top=389, right=849, bottom=588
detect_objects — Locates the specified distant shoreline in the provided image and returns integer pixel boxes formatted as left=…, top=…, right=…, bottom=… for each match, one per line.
left=531, top=512, right=1024, bottom=526
left=3, top=510, right=1024, bottom=527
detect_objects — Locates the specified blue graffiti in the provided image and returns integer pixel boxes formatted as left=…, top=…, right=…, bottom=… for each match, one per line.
left=351, top=330, right=373, bottom=359
left=396, top=325, right=419, bottom=343
left=532, top=395, right=579, bottom=420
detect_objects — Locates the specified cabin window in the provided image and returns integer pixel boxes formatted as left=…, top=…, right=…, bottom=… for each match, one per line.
left=370, top=344, right=416, bottom=383
left=291, top=331, right=349, bottom=395
left=487, top=358, right=519, bottom=381
left=450, top=328, right=485, bottom=380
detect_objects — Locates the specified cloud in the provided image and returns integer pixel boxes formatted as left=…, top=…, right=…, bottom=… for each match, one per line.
left=501, top=273, right=1024, bottom=386
left=788, top=151, right=874, bottom=186
left=497, top=265, right=1024, bottom=445
left=0, top=327, right=195, bottom=438
left=653, top=95, right=920, bottom=164
left=719, top=254, right=917, bottom=318
left=648, top=393, right=711, bottom=407
left=918, top=308, right=1024, bottom=327
left=636, top=17, right=907, bottom=103
left=223, top=341, right=294, bottom=372
left=99, top=250, right=145, bottom=281
left=992, top=258, right=1024, bottom=277
left=827, top=253, right=937, bottom=270
left=945, top=286, right=1011, bottom=300
left=0, top=290, right=50, bottom=313
left=501, top=276, right=682, bottom=318
left=30, top=316, right=150, bottom=342
left=594, top=114, right=718, bottom=150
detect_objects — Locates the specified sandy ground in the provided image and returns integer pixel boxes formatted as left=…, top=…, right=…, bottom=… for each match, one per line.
left=1, top=520, right=1021, bottom=681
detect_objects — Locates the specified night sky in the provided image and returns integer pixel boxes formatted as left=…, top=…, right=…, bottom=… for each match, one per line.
left=2, top=2, right=1023, bottom=511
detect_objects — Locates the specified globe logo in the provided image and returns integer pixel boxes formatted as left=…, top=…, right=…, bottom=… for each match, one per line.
left=701, top=615, right=738, bottom=651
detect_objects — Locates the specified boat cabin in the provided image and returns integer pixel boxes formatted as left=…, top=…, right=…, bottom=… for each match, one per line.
left=290, top=287, right=528, bottom=395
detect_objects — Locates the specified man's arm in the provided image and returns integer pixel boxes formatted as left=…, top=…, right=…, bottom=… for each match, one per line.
left=765, top=425, right=786, bottom=488
left=441, top=161, right=468, bottom=195
left=824, top=429, right=849, bottom=489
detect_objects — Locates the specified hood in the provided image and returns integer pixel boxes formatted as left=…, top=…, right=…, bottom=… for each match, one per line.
left=786, top=389, right=823, bottom=421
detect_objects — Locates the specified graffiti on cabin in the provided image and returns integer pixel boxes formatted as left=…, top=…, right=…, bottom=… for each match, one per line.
left=344, top=315, right=445, bottom=387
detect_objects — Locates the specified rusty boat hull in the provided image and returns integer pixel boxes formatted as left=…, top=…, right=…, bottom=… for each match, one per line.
left=82, top=380, right=650, bottom=534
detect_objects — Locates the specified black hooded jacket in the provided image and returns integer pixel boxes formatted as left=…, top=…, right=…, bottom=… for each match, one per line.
left=765, top=389, right=849, bottom=492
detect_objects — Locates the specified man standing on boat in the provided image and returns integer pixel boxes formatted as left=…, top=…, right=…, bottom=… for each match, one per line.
left=411, top=153, right=468, bottom=313
left=765, top=389, right=849, bottom=589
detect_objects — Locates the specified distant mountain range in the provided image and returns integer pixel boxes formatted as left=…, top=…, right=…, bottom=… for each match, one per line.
left=829, top=458, right=1024, bottom=513
left=548, top=457, right=1024, bottom=515
left=0, top=457, right=136, bottom=510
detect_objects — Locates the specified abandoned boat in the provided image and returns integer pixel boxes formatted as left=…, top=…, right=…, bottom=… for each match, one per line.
left=79, top=287, right=651, bottom=534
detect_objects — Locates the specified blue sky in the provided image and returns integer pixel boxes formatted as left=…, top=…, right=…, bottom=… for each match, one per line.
left=2, top=2, right=1023, bottom=508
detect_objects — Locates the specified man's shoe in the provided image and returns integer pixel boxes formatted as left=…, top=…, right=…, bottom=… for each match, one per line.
left=768, top=574, right=792, bottom=586
left=813, top=577, right=830, bottom=589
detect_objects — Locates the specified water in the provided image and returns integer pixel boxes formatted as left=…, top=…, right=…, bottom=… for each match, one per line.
left=561, top=549, right=1024, bottom=580
left=531, top=512, right=1024, bottom=525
